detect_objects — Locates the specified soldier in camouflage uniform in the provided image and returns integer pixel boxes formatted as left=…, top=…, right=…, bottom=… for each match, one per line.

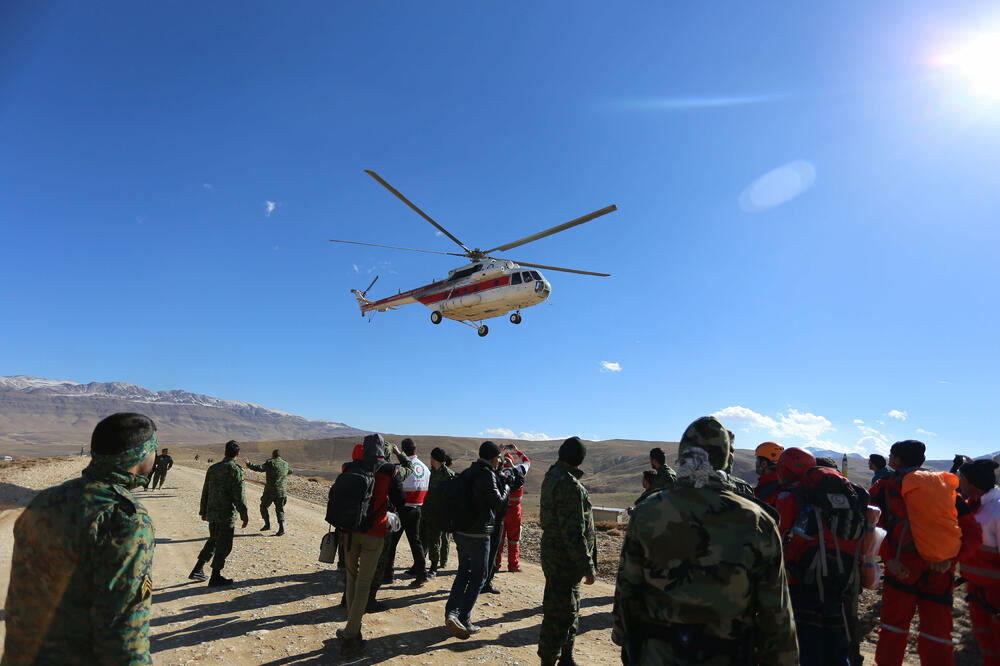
left=538, top=436, right=597, bottom=666
left=245, top=449, right=292, bottom=536
left=148, top=447, right=173, bottom=489
left=648, top=446, right=676, bottom=490
left=190, top=439, right=249, bottom=587
left=421, top=446, right=455, bottom=576
left=3, top=412, right=158, bottom=665
left=612, top=416, right=798, bottom=666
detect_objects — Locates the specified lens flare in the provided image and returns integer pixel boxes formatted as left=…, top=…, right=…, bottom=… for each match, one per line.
left=933, top=31, right=1000, bottom=99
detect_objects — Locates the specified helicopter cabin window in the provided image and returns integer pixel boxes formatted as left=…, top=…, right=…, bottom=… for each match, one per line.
left=522, top=272, right=533, bottom=282
left=511, top=273, right=522, bottom=285
left=494, top=280, right=499, bottom=286
left=449, top=264, right=483, bottom=282
left=473, top=286, right=478, bottom=292
left=529, top=271, right=541, bottom=280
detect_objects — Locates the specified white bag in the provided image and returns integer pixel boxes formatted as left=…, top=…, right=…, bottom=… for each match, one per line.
left=319, top=528, right=336, bottom=563
left=386, top=511, right=402, bottom=534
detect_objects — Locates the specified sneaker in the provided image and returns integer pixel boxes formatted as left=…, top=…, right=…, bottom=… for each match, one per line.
left=481, top=582, right=500, bottom=594
left=446, top=614, right=471, bottom=640
left=466, top=623, right=482, bottom=634
left=426, top=568, right=437, bottom=579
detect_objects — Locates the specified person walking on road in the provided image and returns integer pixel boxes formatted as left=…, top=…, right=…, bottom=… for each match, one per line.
left=189, top=440, right=249, bottom=587
left=148, top=447, right=173, bottom=490
left=246, top=449, right=292, bottom=536
left=537, top=436, right=597, bottom=666
left=3, top=412, right=158, bottom=664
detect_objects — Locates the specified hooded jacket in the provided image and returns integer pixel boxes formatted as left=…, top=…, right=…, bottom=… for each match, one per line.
left=359, top=435, right=406, bottom=538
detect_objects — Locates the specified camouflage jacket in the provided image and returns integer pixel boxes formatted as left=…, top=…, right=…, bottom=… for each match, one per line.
left=246, top=456, right=291, bottom=495
left=152, top=453, right=173, bottom=473
left=651, top=464, right=676, bottom=491
left=726, top=473, right=756, bottom=500
left=200, top=456, right=248, bottom=525
left=539, top=460, right=596, bottom=581
left=428, top=463, right=455, bottom=492
left=612, top=465, right=797, bottom=665
left=3, top=467, right=155, bottom=665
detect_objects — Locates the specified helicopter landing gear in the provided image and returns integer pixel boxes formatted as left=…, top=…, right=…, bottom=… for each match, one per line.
left=509, top=311, right=522, bottom=325
left=430, top=310, right=442, bottom=325
left=477, top=325, right=489, bottom=337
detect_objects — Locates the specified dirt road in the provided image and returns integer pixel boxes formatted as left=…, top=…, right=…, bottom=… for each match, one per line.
left=0, top=461, right=618, bottom=665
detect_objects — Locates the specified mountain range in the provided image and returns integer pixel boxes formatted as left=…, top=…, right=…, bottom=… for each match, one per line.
left=0, top=375, right=365, bottom=454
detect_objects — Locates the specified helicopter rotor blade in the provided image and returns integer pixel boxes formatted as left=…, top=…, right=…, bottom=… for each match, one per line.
left=501, top=258, right=610, bottom=277
left=363, top=275, right=379, bottom=294
left=484, top=204, right=618, bottom=255
left=364, top=170, right=472, bottom=255
left=329, top=239, right=467, bottom=258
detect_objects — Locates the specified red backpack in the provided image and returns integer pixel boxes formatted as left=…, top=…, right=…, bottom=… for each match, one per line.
left=786, top=467, right=869, bottom=597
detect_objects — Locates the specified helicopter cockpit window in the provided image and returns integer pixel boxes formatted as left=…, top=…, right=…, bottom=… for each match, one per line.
left=529, top=271, right=541, bottom=281
left=511, top=272, right=522, bottom=285
left=522, top=272, right=533, bottom=282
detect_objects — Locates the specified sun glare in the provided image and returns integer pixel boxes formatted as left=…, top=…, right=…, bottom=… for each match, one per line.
left=934, top=31, right=1000, bottom=99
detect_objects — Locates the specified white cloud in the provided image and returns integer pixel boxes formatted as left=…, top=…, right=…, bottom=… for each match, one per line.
left=916, top=428, right=938, bottom=437
left=265, top=201, right=277, bottom=217
left=712, top=406, right=834, bottom=445
left=939, top=380, right=953, bottom=385
left=888, top=409, right=908, bottom=421
left=600, top=361, right=622, bottom=373
left=203, top=183, right=213, bottom=190
left=853, top=418, right=864, bottom=425
left=352, top=264, right=360, bottom=273
left=854, top=423, right=891, bottom=456
left=481, top=428, right=554, bottom=442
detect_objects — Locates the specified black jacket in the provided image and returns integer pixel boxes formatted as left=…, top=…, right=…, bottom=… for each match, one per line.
left=465, top=459, right=512, bottom=535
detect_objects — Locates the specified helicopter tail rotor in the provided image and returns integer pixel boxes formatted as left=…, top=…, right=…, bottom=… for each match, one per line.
left=350, top=275, right=379, bottom=314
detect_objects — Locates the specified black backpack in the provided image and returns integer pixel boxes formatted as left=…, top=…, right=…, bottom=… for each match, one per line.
left=425, top=466, right=478, bottom=532
left=326, top=459, right=378, bottom=532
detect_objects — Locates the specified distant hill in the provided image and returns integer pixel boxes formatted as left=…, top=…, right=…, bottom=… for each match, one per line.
left=0, top=375, right=364, bottom=455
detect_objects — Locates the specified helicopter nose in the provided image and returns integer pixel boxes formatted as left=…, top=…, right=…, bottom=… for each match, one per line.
left=534, top=279, right=550, bottom=298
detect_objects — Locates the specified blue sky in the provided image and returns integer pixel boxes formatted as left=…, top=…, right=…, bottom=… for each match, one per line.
left=3, top=2, right=999, bottom=459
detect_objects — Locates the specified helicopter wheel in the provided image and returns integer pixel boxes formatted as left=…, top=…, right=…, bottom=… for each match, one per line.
left=509, top=312, right=522, bottom=325
left=477, top=325, right=489, bottom=337
left=430, top=311, right=443, bottom=325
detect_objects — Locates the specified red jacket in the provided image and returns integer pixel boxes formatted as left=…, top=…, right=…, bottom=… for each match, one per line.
left=754, top=471, right=782, bottom=507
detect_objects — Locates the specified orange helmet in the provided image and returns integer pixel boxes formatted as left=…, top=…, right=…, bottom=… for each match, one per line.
left=755, top=441, right=784, bottom=462
left=777, top=447, right=816, bottom=483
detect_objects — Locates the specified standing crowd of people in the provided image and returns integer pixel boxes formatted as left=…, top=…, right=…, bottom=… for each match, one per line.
left=4, top=411, right=1000, bottom=665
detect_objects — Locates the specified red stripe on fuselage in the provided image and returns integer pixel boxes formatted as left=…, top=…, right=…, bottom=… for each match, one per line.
left=417, top=275, right=512, bottom=305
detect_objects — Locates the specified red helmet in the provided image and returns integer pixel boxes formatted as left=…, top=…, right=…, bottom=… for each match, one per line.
left=777, top=447, right=816, bottom=483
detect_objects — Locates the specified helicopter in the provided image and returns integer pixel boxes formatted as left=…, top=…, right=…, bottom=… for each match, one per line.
left=330, top=170, right=617, bottom=337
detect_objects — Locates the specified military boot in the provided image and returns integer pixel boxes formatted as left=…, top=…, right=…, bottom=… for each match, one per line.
left=208, top=569, right=233, bottom=587
left=275, top=521, right=285, bottom=537
left=188, top=560, right=208, bottom=581
left=260, top=520, right=271, bottom=531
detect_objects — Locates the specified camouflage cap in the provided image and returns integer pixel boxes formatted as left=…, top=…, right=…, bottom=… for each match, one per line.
left=678, top=416, right=732, bottom=470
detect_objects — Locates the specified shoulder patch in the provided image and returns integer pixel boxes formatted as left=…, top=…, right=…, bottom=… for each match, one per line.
left=141, top=574, right=152, bottom=599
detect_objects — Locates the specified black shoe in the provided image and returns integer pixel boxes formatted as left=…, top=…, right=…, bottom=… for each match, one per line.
left=188, top=563, right=207, bottom=581
left=466, top=623, right=482, bottom=634
left=558, top=656, right=579, bottom=666
left=208, top=572, right=233, bottom=587
left=340, top=636, right=365, bottom=657
left=403, top=566, right=418, bottom=576
left=427, top=567, right=438, bottom=578
left=445, top=614, right=470, bottom=640
left=481, top=582, right=500, bottom=594
left=382, top=574, right=394, bottom=584
left=409, top=576, right=427, bottom=588
left=260, top=523, right=271, bottom=531
left=275, top=525, right=285, bottom=536
left=365, top=599, right=387, bottom=613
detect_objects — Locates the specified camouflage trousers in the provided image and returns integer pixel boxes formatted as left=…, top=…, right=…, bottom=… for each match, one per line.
left=260, top=490, right=286, bottom=523
left=537, top=575, right=581, bottom=663
left=421, top=522, right=450, bottom=568
left=198, top=522, right=235, bottom=571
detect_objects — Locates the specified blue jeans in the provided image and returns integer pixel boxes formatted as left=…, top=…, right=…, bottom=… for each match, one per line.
left=445, top=533, right=490, bottom=625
